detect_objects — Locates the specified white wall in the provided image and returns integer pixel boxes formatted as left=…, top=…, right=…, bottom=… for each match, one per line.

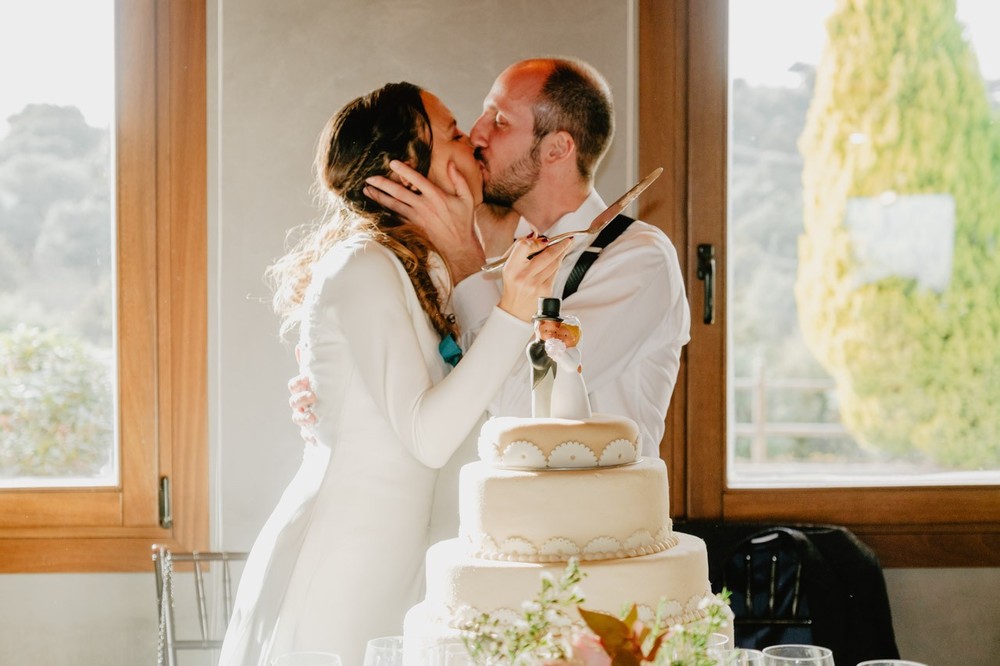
left=0, top=2, right=996, bottom=664
left=214, top=0, right=637, bottom=553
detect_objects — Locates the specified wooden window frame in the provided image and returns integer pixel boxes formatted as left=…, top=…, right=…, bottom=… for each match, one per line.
left=638, top=0, right=1000, bottom=568
left=0, top=0, right=207, bottom=572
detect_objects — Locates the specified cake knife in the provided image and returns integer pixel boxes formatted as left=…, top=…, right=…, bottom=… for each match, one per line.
left=481, top=166, right=663, bottom=272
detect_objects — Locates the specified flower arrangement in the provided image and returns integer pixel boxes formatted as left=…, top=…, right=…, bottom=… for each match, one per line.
left=459, top=559, right=732, bottom=666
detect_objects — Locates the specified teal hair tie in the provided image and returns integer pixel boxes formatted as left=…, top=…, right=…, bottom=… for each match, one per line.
left=438, top=334, right=463, bottom=367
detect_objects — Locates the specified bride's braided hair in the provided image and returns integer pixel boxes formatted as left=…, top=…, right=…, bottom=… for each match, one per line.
left=268, top=82, right=458, bottom=342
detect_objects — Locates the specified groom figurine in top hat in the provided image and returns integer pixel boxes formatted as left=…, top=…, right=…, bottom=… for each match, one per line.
left=527, top=297, right=563, bottom=418
left=527, top=297, right=593, bottom=419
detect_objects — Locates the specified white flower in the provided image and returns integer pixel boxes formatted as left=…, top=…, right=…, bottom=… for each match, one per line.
left=521, top=601, right=542, bottom=614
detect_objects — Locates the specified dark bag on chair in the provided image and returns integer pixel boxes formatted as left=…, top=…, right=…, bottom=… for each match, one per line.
left=684, top=522, right=900, bottom=666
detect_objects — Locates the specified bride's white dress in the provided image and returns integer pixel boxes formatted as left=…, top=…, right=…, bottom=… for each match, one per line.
left=218, top=238, right=531, bottom=666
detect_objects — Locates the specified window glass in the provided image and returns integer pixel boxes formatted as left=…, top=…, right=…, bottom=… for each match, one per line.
left=0, top=0, right=117, bottom=488
left=727, top=0, right=1000, bottom=487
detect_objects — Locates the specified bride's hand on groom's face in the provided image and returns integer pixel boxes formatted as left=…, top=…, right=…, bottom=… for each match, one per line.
left=364, top=160, right=484, bottom=282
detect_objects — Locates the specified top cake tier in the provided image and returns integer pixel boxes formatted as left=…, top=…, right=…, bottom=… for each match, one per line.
left=477, top=414, right=641, bottom=469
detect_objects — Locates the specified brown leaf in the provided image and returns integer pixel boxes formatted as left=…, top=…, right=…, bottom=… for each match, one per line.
left=578, top=607, right=630, bottom=654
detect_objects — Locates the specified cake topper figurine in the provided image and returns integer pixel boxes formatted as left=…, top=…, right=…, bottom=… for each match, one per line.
left=527, top=297, right=593, bottom=419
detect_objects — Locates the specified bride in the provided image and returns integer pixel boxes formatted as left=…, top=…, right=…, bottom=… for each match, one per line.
left=217, top=82, right=567, bottom=666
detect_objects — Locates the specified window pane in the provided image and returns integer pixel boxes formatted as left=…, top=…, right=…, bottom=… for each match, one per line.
left=727, top=0, right=1000, bottom=487
left=0, top=0, right=117, bottom=488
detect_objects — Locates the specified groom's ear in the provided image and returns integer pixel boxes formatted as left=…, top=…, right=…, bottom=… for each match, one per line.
left=541, top=130, right=575, bottom=165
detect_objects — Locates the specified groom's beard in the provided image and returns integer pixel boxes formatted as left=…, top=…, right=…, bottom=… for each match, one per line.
left=477, top=141, right=542, bottom=207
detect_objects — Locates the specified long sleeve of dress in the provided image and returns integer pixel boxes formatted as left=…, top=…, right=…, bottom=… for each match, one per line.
left=313, top=242, right=532, bottom=469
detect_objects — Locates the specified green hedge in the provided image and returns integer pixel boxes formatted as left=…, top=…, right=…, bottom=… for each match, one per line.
left=796, top=0, right=1000, bottom=469
left=0, top=325, right=114, bottom=478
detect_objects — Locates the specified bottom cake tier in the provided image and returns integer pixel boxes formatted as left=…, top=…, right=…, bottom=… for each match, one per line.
left=404, top=531, right=717, bottom=655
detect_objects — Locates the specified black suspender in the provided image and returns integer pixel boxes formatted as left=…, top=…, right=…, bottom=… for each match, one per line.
left=561, top=214, right=635, bottom=300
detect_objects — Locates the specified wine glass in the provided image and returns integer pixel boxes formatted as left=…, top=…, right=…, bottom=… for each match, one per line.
left=271, top=652, right=343, bottom=666
left=762, top=644, right=835, bottom=665
left=419, top=639, right=473, bottom=666
left=363, top=635, right=405, bottom=666
left=712, top=648, right=765, bottom=665
left=856, top=661, right=928, bottom=666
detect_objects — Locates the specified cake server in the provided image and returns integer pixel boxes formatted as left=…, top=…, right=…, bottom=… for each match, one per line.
left=480, top=166, right=664, bottom=272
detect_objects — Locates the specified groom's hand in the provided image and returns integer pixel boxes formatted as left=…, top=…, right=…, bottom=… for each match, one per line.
left=288, top=372, right=318, bottom=448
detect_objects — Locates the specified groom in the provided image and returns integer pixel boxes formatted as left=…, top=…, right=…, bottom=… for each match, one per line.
left=292, top=57, right=690, bottom=459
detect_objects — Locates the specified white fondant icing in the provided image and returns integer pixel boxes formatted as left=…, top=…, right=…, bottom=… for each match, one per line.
left=478, top=414, right=640, bottom=469
left=549, top=441, right=599, bottom=468
left=458, top=458, right=673, bottom=563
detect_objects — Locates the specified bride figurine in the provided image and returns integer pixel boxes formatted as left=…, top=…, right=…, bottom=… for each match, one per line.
left=526, top=297, right=592, bottom=419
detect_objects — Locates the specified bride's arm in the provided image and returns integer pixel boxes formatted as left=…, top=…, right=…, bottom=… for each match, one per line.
left=318, top=239, right=562, bottom=469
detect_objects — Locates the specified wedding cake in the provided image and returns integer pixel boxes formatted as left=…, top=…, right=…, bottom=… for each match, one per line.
left=403, top=414, right=717, bottom=650
left=403, top=298, right=718, bottom=657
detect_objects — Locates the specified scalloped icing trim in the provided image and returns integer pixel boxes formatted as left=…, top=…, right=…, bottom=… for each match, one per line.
left=443, top=589, right=717, bottom=631
left=486, top=436, right=638, bottom=470
left=468, top=529, right=680, bottom=563
left=598, top=438, right=639, bottom=466
left=548, top=441, right=598, bottom=467
left=498, top=440, right=547, bottom=468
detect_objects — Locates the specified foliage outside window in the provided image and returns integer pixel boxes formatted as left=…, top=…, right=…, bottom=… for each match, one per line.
left=0, top=0, right=207, bottom=573
left=639, top=0, right=1000, bottom=567
left=796, top=0, right=1000, bottom=471
left=0, top=103, right=115, bottom=486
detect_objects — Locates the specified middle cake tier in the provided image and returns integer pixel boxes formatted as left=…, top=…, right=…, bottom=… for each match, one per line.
left=458, top=457, right=674, bottom=562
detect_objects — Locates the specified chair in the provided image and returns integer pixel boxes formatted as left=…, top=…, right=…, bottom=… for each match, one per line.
left=153, top=544, right=249, bottom=666
left=677, top=522, right=900, bottom=665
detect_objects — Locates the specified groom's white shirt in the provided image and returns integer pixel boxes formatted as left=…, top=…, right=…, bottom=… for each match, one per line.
left=453, top=189, right=691, bottom=459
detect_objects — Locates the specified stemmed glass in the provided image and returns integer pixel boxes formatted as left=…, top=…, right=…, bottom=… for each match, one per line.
left=762, top=644, right=835, bottom=665
left=363, top=635, right=405, bottom=666
left=711, top=647, right=765, bottom=665
left=856, top=661, right=928, bottom=666
left=419, top=639, right=474, bottom=666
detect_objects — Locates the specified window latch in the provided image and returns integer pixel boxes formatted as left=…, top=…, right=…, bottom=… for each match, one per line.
left=159, top=476, right=173, bottom=529
left=696, top=243, right=716, bottom=325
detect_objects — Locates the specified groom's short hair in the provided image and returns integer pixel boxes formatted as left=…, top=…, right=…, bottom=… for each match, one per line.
left=531, top=58, right=614, bottom=180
